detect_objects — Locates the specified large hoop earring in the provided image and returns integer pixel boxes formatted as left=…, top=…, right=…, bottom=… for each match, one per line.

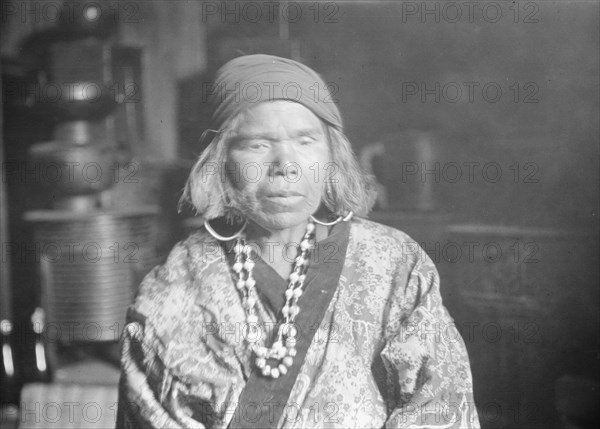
left=204, top=219, right=248, bottom=241
left=310, top=211, right=353, bottom=226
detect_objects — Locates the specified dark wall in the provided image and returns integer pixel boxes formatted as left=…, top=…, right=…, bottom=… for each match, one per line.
left=298, top=1, right=598, bottom=228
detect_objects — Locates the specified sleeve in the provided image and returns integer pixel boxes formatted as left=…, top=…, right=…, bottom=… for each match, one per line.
left=381, top=251, right=480, bottom=429
left=115, top=242, right=210, bottom=429
left=115, top=293, right=213, bottom=429
left=116, top=307, right=190, bottom=429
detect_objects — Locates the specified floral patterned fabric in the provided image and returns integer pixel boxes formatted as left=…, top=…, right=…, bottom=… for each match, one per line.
left=116, top=218, right=480, bottom=428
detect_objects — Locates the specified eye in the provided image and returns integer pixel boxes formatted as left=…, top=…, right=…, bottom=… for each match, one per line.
left=240, top=140, right=269, bottom=150
left=298, top=136, right=317, bottom=146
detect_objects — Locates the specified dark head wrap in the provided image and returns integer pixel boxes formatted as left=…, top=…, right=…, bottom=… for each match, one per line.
left=209, top=54, right=343, bottom=131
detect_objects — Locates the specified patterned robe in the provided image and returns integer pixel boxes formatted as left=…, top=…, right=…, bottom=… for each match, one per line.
left=116, top=218, right=480, bottom=428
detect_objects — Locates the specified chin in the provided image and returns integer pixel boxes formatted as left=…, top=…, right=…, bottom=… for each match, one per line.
left=251, top=211, right=310, bottom=231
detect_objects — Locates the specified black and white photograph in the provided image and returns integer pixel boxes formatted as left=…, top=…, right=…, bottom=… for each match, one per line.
left=1, top=1, right=598, bottom=428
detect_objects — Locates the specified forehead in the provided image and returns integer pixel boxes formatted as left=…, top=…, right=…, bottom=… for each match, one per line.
left=233, top=101, right=324, bottom=134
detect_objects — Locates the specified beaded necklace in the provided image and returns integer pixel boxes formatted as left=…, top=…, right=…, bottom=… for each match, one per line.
left=232, top=220, right=316, bottom=378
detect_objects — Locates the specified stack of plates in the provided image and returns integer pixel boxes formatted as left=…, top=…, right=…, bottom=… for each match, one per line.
left=25, top=208, right=159, bottom=342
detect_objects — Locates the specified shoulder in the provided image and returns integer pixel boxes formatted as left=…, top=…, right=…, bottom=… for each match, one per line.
left=131, top=227, right=226, bottom=322
left=145, top=227, right=221, bottom=286
left=349, top=217, right=426, bottom=268
left=351, top=219, right=443, bottom=320
left=350, top=216, right=414, bottom=242
left=347, top=218, right=441, bottom=319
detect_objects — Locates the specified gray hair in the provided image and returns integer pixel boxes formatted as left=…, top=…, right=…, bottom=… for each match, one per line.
left=179, top=116, right=375, bottom=221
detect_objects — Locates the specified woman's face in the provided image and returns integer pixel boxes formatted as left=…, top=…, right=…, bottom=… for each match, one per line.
left=226, top=101, right=331, bottom=230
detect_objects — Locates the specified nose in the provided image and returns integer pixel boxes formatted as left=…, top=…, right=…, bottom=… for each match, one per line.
left=269, top=142, right=299, bottom=178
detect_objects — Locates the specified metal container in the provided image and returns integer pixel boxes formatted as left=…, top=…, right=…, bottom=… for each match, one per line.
left=24, top=207, right=160, bottom=342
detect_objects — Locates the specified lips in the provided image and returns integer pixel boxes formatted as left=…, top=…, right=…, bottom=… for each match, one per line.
left=263, top=190, right=306, bottom=208
left=264, top=190, right=305, bottom=198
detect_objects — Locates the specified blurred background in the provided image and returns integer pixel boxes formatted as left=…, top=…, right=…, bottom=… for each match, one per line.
left=1, top=1, right=598, bottom=428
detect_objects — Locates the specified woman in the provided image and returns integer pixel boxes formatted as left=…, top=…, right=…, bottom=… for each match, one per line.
left=117, top=54, right=480, bottom=428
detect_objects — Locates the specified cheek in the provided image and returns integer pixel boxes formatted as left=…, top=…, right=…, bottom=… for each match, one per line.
left=302, top=174, right=325, bottom=206
left=298, top=147, right=330, bottom=178
left=315, top=149, right=332, bottom=178
left=226, top=159, right=257, bottom=190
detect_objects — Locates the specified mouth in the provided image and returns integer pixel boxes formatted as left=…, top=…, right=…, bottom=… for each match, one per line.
left=264, top=190, right=305, bottom=198
left=264, top=196, right=304, bottom=205
left=263, top=191, right=306, bottom=207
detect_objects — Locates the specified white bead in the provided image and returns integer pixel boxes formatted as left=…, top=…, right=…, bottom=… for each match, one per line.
left=285, top=337, right=297, bottom=348
left=233, top=262, right=243, bottom=272
left=285, top=289, right=293, bottom=299
left=246, top=277, right=256, bottom=288
left=236, top=279, right=245, bottom=289
left=276, top=347, right=287, bottom=359
left=288, top=347, right=297, bottom=357
left=287, top=325, right=298, bottom=338
left=244, top=246, right=253, bottom=257
left=272, top=340, right=283, bottom=351
left=256, top=357, right=266, bottom=368
left=243, top=260, right=255, bottom=271
left=247, top=323, right=260, bottom=338
left=270, top=368, right=280, bottom=378
left=234, top=243, right=244, bottom=254
left=295, top=257, right=304, bottom=266
left=290, top=305, right=300, bottom=317
left=289, top=272, right=299, bottom=283
left=282, top=306, right=290, bottom=317
left=255, top=346, right=267, bottom=357
left=293, top=288, right=303, bottom=298
left=306, top=222, right=315, bottom=233
left=246, top=296, right=256, bottom=307
left=262, top=365, right=271, bottom=376
left=283, top=356, right=293, bottom=367
left=247, top=314, right=258, bottom=324
left=300, top=240, right=310, bottom=250
left=298, top=274, right=306, bottom=283
left=278, top=364, right=288, bottom=375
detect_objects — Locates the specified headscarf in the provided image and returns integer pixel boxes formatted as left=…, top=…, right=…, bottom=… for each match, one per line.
left=208, top=54, right=343, bottom=130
